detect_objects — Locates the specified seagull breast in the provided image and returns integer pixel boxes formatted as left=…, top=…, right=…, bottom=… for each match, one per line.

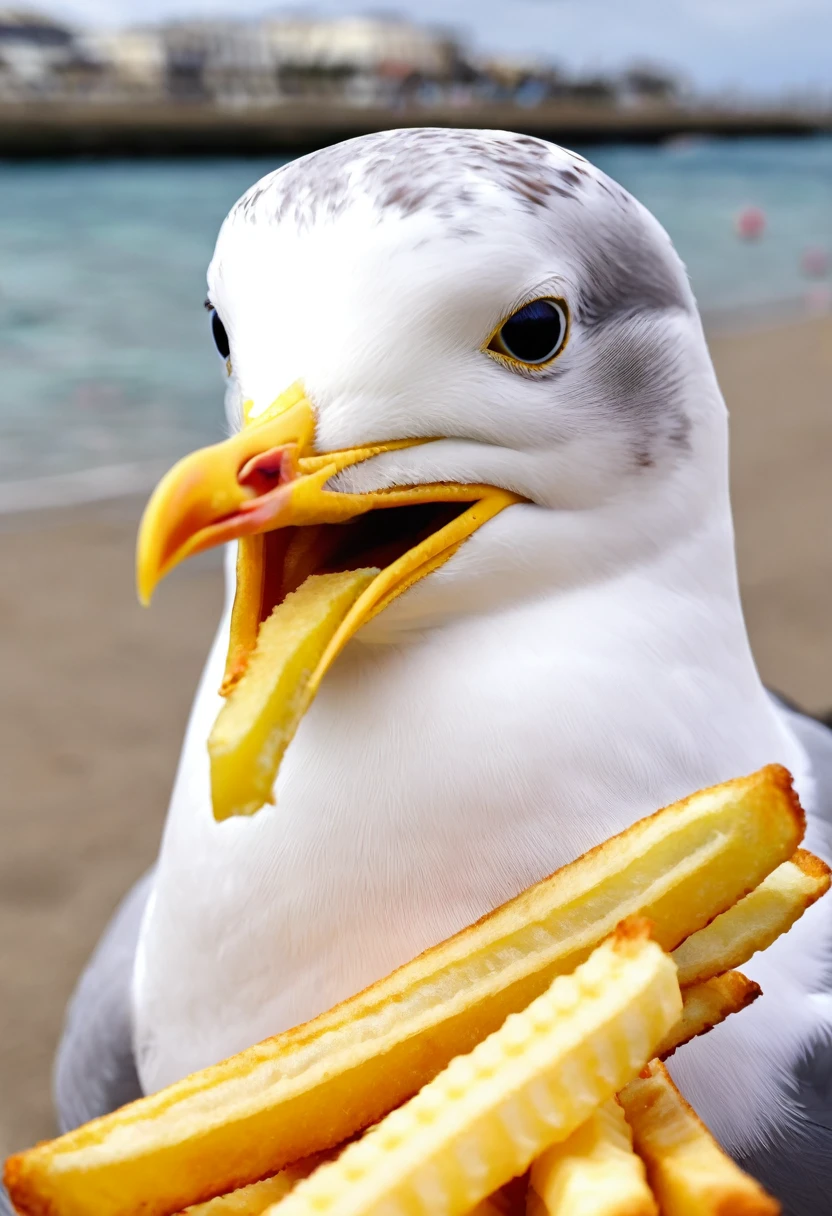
left=133, top=129, right=805, bottom=1103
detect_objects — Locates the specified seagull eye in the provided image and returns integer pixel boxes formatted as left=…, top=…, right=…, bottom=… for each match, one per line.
left=209, top=308, right=231, bottom=361
left=488, top=298, right=568, bottom=367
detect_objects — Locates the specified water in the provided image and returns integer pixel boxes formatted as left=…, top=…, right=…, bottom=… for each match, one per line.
left=1, top=137, right=830, bottom=497
left=595, top=138, right=832, bottom=318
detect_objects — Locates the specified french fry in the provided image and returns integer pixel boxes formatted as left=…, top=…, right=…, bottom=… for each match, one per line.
left=182, top=1175, right=518, bottom=1216
left=4, top=766, right=802, bottom=1216
left=260, top=922, right=681, bottom=1216
left=470, top=1197, right=521, bottom=1216
left=209, top=570, right=378, bottom=821
left=190, top=962, right=786, bottom=1216
left=178, top=1153, right=337, bottom=1216
left=656, top=971, right=761, bottom=1060
left=481, top=1179, right=529, bottom=1215
left=527, top=1099, right=657, bottom=1216
left=180, top=1167, right=313, bottom=1216
left=618, top=1061, right=780, bottom=1215
left=671, top=849, right=830, bottom=987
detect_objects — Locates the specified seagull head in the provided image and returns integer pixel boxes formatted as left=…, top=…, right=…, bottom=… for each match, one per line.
left=137, top=128, right=723, bottom=819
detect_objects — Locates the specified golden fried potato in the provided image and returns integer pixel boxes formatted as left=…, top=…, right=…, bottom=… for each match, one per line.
left=179, top=1167, right=313, bottom=1216
left=258, top=922, right=680, bottom=1216
left=470, top=1200, right=519, bottom=1216
left=672, top=849, right=830, bottom=987
left=4, top=767, right=802, bottom=1216
left=183, top=1174, right=520, bottom=1216
left=177, top=1148, right=348, bottom=1216
left=618, top=1061, right=780, bottom=1214
left=656, top=970, right=761, bottom=1060
left=209, top=569, right=378, bottom=820
left=480, top=1179, right=530, bottom=1215
left=221, top=534, right=266, bottom=696
left=527, top=1099, right=657, bottom=1216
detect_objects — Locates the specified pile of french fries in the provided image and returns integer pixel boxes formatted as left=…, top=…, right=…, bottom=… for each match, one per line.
left=5, top=765, right=829, bottom=1216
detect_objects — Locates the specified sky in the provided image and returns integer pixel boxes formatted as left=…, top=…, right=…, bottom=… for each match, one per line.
left=42, top=0, right=832, bottom=97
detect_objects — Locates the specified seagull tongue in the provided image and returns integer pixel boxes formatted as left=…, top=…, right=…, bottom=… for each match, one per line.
left=208, top=568, right=378, bottom=820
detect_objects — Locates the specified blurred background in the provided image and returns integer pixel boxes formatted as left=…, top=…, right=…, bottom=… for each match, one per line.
left=0, top=0, right=830, bottom=1159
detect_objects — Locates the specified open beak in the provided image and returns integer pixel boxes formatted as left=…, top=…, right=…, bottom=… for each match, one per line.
left=137, top=381, right=521, bottom=820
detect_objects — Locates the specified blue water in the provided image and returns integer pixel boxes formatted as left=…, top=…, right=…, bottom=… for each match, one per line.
left=1, top=138, right=830, bottom=489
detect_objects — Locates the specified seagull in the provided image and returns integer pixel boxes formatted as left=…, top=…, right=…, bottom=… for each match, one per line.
left=44, top=129, right=832, bottom=1214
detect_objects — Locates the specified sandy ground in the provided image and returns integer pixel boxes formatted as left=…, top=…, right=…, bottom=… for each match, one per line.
left=1, top=313, right=830, bottom=1157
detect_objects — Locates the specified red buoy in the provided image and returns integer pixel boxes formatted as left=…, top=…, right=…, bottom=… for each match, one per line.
left=800, top=246, right=829, bottom=280
left=735, top=206, right=766, bottom=240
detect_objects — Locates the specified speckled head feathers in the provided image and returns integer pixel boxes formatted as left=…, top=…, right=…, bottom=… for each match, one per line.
left=233, top=128, right=596, bottom=230
left=226, top=128, right=691, bottom=332
left=210, top=128, right=719, bottom=535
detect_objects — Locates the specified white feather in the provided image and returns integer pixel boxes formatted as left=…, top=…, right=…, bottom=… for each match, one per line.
left=133, top=132, right=831, bottom=1155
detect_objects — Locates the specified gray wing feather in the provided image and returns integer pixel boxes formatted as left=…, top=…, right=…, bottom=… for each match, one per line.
left=53, top=869, right=153, bottom=1132
left=738, top=703, right=832, bottom=1213
left=1, top=872, right=152, bottom=1215
left=737, top=1039, right=832, bottom=1214
left=786, top=703, right=832, bottom=849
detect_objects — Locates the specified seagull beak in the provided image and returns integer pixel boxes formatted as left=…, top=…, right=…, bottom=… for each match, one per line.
left=137, top=382, right=318, bottom=605
left=137, top=381, right=521, bottom=820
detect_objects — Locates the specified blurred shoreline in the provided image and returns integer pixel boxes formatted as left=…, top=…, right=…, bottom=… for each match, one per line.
left=1, top=100, right=831, bottom=158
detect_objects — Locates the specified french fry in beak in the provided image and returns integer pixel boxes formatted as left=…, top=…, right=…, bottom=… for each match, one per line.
left=262, top=922, right=681, bottom=1216
left=137, top=383, right=523, bottom=820
left=209, top=569, right=378, bottom=820
left=618, top=1061, right=781, bottom=1215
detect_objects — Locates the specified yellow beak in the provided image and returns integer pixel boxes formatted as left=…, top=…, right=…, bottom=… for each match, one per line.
left=137, top=381, right=521, bottom=820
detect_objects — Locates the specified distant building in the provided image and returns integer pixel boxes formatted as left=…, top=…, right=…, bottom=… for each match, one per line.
left=261, top=15, right=461, bottom=105
left=79, top=28, right=165, bottom=98
left=0, top=8, right=81, bottom=97
left=479, top=56, right=565, bottom=107
left=0, top=7, right=71, bottom=49
left=0, top=9, right=657, bottom=113
left=566, top=75, right=619, bottom=106
left=159, top=20, right=277, bottom=105
left=2, top=12, right=472, bottom=107
left=619, top=63, right=682, bottom=106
